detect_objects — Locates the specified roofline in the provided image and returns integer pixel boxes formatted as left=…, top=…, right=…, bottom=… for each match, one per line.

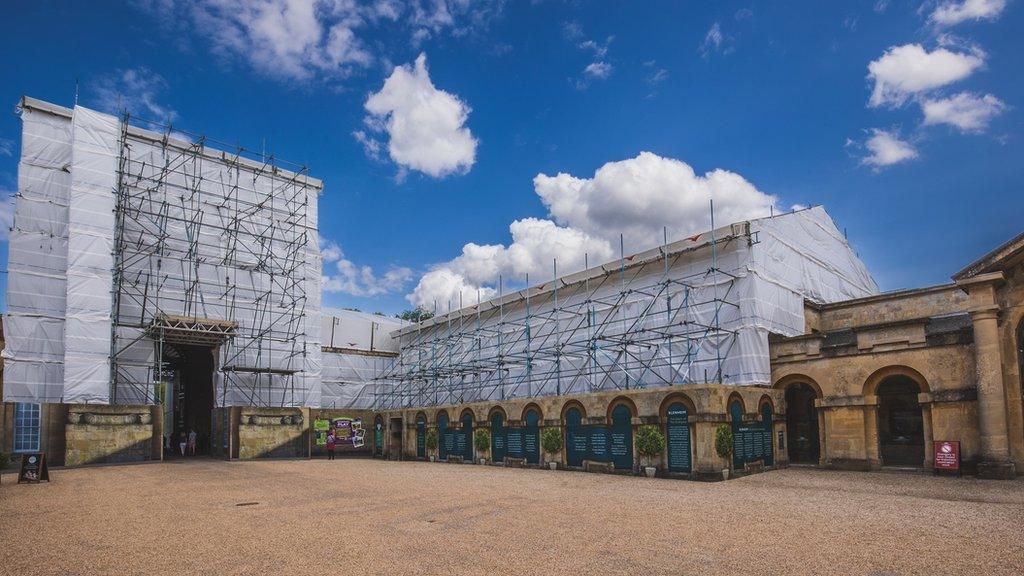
left=807, top=282, right=961, bottom=311
left=952, top=230, right=1024, bottom=281
left=18, top=96, right=324, bottom=189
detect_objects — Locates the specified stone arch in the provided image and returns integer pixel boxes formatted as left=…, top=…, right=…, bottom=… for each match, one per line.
left=606, top=396, right=638, bottom=422
left=867, top=366, right=929, bottom=468
left=459, top=407, right=476, bottom=421
left=560, top=400, right=587, bottom=423
left=415, top=411, right=427, bottom=424
left=863, top=365, right=930, bottom=396
left=521, top=403, right=543, bottom=422
left=727, top=392, right=746, bottom=416
left=773, top=373, right=823, bottom=398
left=774, top=375, right=823, bottom=465
left=488, top=406, right=507, bottom=420
left=435, top=408, right=451, bottom=427
left=758, top=394, right=775, bottom=412
left=658, top=392, right=696, bottom=419
left=659, top=393, right=696, bottom=473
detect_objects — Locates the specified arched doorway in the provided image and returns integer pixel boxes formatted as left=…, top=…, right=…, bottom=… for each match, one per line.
left=877, top=376, right=924, bottom=467
left=523, top=407, right=541, bottom=465
left=490, top=409, right=506, bottom=463
left=460, top=410, right=474, bottom=461
left=415, top=413, right=426, bottom=459
left=609, top=403, right=634, bottom=471
left=784, top=383, right=820, bottom=464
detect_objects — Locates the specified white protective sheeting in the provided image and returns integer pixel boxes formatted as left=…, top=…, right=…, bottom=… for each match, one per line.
left=2, top=105, right=72, bottom=403
left=378, top=206, right=879, bottom=408
left=318, top=309, right=406, bottom=408
left=321, top=308, right=405, bottom=352
left=63, top=107, right=119, bottom=404
left=321, top=351, right=395, bottom=409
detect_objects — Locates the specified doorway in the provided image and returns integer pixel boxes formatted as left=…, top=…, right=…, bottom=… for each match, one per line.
left=784, top=383, right=820, bottom=464
left=877, top=376, right=924, bottom=467
left=164, top=344, right=215, bottom=457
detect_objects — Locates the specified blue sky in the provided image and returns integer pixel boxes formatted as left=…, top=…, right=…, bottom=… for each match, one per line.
left=0, top=0, right=1021, bottom=315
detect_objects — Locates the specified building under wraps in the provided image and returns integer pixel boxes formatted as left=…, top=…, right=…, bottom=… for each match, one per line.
left=3, top=96, right=1022, bottom=479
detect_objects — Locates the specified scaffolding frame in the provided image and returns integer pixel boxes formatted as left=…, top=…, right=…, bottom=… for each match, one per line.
left=374, top=226, right=755, bottom=410
left=109, top=113, right=319, bottom=407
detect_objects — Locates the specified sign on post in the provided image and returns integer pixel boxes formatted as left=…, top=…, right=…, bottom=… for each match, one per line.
left=18, top=453, right=50, bottom=484
left=933, top=440, right=960, bottom=475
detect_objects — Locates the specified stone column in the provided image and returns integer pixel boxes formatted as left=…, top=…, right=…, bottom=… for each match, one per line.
left=862, top=398, right=881, bottom=470
left=960, top=274, right=1015, bottom=479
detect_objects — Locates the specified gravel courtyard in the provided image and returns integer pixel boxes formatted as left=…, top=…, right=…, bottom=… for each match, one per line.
left=1, top=459, right=1022, bottom=575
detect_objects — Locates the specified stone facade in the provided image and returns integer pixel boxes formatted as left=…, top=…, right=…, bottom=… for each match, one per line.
left=64, top=405, right=161, bottom=467
left=377, top=384, right=786, bottom=480
left=237, top=407, right=309, bottom=460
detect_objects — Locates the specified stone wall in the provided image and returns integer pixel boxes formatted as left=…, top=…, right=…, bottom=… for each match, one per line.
left=378, top=384, right=785, bottom=480
left=64, top=405, right=158, bottom=467
left=237, top=407, right=308, bottom=459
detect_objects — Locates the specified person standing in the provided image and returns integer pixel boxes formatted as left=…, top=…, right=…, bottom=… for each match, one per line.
left=326, top=430, right=336, bottom=461
left=178, top=430, right=187, bottom=457
left=187, top=428, right=198, bottom=456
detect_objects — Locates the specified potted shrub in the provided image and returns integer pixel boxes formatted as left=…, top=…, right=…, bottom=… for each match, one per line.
left=541, top=427, right=562, bottom=470
left=635, top=424, right=665, bottom=478
left=715, top=424, right=733, bottom=480
left=425, top=428, right=439, bottom=462
left=473, top=428, right=490, bottom=465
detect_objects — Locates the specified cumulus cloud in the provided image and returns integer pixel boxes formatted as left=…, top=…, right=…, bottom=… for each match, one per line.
left=359, top=53, right=477, bottom=178
left=407, top=268, right=497, bottom=311
left=862, top=128, right=919, bottom=169
left=867, top=44, right=984, bottom=107
left=408, top=152, right=778, bottom=310
left=534, top=151, right=776, bottom=251
left=92, top=67, right=178, bottom=121
left=321, top=239, right=413, bottom=297
left=583, top=61, right=613, bottom=79
left=929, top=0, right=1006, bottom=26
left=922, top=92, right=1007, bottom=132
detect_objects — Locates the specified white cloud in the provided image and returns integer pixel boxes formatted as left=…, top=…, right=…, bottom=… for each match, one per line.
left=407, top=268, right=497, bottom=311
left=922, top=92, right=1007, bottom=132
left=583, top=61, right=613, bottom=79
left=0, top=138, right=13, bottom=157
left=929, top=0, right=1006, bottom=26
left=360, top=53, right=477, bottom=178
left=321, top=239, right=413, bottom=297
left=867, top=44, right=984, bottom=107
left=874, top=0, right=890, bottom=13
left=862, top=128, right=919, bottom=168
left=140, top=0, right=502, bottom=83
left=92, top=67, right=178, bottom=121
left=534, top=151, right=777, bottom=251
left=700, top=22, right=724, bottom=58
left=409, top=152, right=778, bottom=309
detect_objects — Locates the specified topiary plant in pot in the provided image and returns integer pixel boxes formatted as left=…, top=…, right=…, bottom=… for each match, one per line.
left=635, top=425, right=665, bottom=478
left=715, top=424, right=733, bottom=480
left=541, top=427, right=563, bottom=470
left=425, top=428, right=439, bottom=462
left=473, top=428, right=490, bottom=465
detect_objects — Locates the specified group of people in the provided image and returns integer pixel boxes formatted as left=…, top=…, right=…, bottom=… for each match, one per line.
left=164, top=429, right=198, bottom=457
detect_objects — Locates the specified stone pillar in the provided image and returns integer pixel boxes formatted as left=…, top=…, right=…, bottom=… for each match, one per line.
left=862, top=399, right=881, bottom=470
left=960, top=274, right=1015, bottom=479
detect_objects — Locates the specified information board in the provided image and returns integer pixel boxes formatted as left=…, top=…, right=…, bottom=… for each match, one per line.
left=934, top=440, right=960, bottom=473
left=523, top=429, right=539, bottom=464
left=666, top=404, right=691, bottom=473
left=507, top=429, right=524, bottom=458
left=416, top=420, right=426, bottom=459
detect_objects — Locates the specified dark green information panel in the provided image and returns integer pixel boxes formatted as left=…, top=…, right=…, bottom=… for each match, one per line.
left=666, top=403, right=691, bottom=473
left=491, top=414, right=506, bottom=462
left=731, top=403, right=774, bottom=468
left=416, top=418, right=426, bottom=459
left=374, top=418, right=383, bottom=456
left=438, top=413, right=449, bottom=460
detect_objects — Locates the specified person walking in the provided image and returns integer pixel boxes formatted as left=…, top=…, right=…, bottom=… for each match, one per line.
left=187, top=428, right=198, bottom=456
left=178, top=430, right=187, bottom=457
left=326, top=430, right=336, bottom=461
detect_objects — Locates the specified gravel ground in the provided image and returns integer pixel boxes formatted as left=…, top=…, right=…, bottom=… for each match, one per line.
left=2, top=459, right=1022, bottom=576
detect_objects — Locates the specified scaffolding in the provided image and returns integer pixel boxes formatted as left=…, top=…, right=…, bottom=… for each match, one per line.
left=108, top=112, right=322, bottom=407
left=373, top=224, right=754, bottom=410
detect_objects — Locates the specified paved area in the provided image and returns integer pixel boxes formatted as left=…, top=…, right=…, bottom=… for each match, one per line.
left=2, top=459, right=1022, bottom=575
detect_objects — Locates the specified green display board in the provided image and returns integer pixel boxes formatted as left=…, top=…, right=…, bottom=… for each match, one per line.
left=374, top=418, right=383, bottom=456
left=666, top=403, right=691, bottom=473
left=416, top=416, right=426, bottom=459
left=523, top=409, right=540, bottom=464
left=314, top=419, right=330, bottom=447
left=437, top=413, right=449, bottom=460
left=490, top=413, right=506, bottom=463
left=731, top=402, right=774, bottom=468
left=563, top=406, right=633, bottom=470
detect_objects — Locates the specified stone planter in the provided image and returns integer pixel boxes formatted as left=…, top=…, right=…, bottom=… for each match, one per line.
left=722, top=469, right=730, bottom=481
left=548, top=461, right=558, bottom=471
left=479, top=458, right=487, bottom=466
left=429, top=456, right=435, bottom=462
left=644, top=466, right=656, bottom=478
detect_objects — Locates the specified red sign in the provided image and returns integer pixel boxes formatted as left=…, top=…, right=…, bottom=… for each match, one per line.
left=933, top=440, right=960, bottom=471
